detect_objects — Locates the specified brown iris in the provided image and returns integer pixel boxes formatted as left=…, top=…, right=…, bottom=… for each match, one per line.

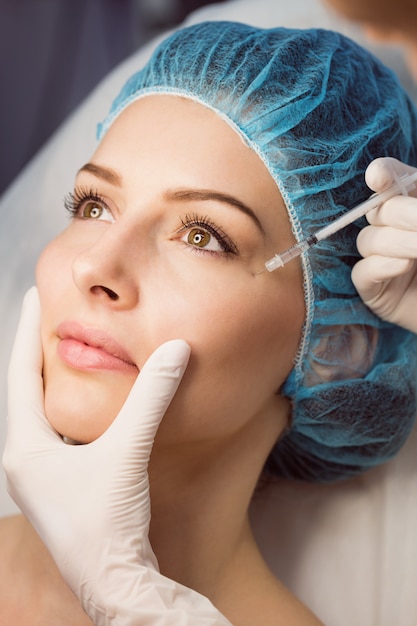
left=81, top=202, right=103, bottom=219
left=187, top=228, right=211, bottom=248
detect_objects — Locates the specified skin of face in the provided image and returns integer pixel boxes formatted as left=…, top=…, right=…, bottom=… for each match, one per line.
left=36, top=95, right=305, bottom=448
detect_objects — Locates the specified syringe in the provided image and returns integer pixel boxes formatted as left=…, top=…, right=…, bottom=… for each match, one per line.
left=261, top=170, right=417, bottom=273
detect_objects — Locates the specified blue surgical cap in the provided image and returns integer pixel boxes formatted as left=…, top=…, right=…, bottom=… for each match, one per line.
left=98, top=21, right=417, bottom=482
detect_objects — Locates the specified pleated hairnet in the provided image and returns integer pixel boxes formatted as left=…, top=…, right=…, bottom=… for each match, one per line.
left=98, top=21, right=417, bottom=481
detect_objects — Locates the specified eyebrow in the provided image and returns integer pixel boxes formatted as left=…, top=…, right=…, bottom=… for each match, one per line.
left=78, top=163, right=264, bottom=234
left=165, top=188, right=265, bottom=234
left=78, top=162, right=122, bottom=186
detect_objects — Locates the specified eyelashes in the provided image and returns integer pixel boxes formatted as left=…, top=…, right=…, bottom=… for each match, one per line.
left=64, top=187, right=110, bottom=219
left=64, top=188, right=239, bottom=256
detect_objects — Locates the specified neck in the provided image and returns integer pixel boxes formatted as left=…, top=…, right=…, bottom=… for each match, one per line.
left=148, top=396, right=289, bottom=599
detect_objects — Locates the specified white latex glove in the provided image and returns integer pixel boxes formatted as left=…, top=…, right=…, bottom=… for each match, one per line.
left=3, top=288, right=233, bottom=626
left=352, top=157, right=417, bottom=333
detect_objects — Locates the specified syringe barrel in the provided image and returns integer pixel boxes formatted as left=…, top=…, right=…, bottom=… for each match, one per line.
left=315, top=170, right=417, bottom=242
left=265, top=237, right=315, bottom=271
left=263, top=170, right=417, bottom=274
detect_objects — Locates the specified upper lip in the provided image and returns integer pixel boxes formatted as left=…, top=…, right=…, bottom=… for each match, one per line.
left=57, top=321, right=137, bottom=367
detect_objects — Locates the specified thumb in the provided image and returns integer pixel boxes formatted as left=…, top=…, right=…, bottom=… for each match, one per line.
left=4, top=287, right=57, bottom=496
left=102, top=339, right=190, bottom=461
left=7, top=287, right=46, bottom=433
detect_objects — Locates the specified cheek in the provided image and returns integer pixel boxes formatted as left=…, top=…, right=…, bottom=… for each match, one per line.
left=36, top=239, right=73, bottom=361
left=153, top=275, right=305, bottom=440
left=36, top=243, right=58, bottom=298
left=36, top=236, right=73, bottom=306
left=36, top=242, right=66, bottom=357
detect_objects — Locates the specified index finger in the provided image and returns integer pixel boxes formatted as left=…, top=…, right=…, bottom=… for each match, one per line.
left=365, top=157, right=417, bottom=194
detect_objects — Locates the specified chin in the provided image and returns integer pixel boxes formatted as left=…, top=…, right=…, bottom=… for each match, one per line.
left=43, top=385, right=125, bottom=443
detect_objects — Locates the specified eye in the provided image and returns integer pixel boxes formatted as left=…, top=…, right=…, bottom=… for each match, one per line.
left=178, top=214, right=238, bottom=255
left=183, top=227, right=223, bottom=252
left=79, top=200, right=112, bottom=222
left=64, top=188, right=114, bottom=223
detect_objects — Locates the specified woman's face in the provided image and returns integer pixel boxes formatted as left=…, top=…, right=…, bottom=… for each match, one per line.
left=37, top=96, right=305, bottom=445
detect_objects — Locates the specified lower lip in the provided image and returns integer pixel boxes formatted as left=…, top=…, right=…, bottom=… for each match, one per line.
left=58, top=338, right=137, bottom=372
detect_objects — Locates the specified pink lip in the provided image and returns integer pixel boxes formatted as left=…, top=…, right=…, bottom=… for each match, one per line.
left=57, top=321, right=138, bottom=372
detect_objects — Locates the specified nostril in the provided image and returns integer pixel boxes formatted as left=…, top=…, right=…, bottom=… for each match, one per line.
left=91, top=285, right=119, bottom=300
left=102, top=286, right=119, bottom=300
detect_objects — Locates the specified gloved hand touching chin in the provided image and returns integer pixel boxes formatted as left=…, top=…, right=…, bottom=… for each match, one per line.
left=3, top=287, right=232, bottom=626
left=352, top=157, right=417, bottom=333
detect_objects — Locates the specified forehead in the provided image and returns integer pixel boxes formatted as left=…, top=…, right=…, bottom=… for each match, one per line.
left=91, top=95, right=291, bottom=237
left=97, top=94, right=248, bottom=162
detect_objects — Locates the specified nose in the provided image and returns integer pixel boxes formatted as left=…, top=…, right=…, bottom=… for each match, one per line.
left=72, top=222, right=140, bottom=309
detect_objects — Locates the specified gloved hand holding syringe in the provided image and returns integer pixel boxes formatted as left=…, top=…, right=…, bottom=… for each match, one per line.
left=260, top=169, right=417, bottom=272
